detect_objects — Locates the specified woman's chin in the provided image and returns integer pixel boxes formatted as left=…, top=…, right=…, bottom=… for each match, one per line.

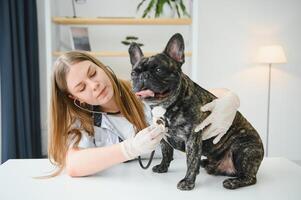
left=99, top=92, right=114, bottom=106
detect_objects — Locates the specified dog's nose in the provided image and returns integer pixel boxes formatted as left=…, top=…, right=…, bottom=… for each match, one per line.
left=142, top=73, right=149, bottom=79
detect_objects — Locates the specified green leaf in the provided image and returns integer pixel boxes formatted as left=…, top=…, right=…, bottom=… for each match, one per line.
left=175, top=3, right=180, bottom=18
left=121, top=41, right=131, bottom=45
left=137, top=0, right=147, bottom=12
left=155, top=0, right=161, bottom=17
left=179, top=0, right=190, bottom=17
left=142, top=0, right=156, bottom=18
left=126, top=36, right=138, bottom=40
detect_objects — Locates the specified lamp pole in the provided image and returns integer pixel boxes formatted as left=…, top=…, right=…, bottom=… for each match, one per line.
left=257, top=45, right=287, bottom=157
left=266, top=63, right=272, bottom=157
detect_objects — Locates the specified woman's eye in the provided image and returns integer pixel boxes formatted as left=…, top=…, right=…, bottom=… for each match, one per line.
left=79, top=85, right=86, bottom=92
left=90, top=70, right=96, bottom=77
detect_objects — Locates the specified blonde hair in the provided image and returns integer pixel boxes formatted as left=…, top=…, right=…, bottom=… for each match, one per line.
left=48, top=51, right=147, bottom=176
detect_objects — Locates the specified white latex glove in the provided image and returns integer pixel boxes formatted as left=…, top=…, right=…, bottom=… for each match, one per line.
left=120, top=124, right=165, bottom=160
left=151, top=106, right=170, bottom=140
left=194, top=91, right=240, bottom=144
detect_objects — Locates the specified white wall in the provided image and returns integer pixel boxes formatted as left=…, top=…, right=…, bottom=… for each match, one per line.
left=195, top=0, right=301, bottom=160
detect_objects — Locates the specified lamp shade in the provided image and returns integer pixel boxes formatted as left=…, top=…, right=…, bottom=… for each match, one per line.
left=257, top=45, right=287, bottom=64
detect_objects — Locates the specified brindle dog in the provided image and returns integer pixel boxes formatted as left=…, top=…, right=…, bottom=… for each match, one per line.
left=129, top=33, right=264, bottom=190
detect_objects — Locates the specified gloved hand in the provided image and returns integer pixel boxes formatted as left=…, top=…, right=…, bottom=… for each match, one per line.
left=120, top=124, right=165, bottom=160
left=194, top=91, right=240, bottom=144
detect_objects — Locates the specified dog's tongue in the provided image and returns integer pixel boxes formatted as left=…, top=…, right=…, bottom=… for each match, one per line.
left=135, top=89, right=155, bottom=98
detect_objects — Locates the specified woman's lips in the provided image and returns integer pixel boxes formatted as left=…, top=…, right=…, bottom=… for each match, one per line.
left=97, top=86, right=107, bottom=98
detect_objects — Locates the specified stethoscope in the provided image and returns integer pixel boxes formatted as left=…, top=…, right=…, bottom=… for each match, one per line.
left=73, top=98, right=157, bottom=170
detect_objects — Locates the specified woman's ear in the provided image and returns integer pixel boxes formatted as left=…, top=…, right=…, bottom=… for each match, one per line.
left=68, top=94, right=75, bottom=99
left=69, top=95, right=85, bottom=105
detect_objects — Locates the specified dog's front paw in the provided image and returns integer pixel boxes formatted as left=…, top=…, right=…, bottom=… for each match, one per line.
left=152, top=164, right=168, bottom=173
left=223, top=177, right=256, bottom=190
left=223, top=178, right=241, bottom=189
left=177, top=178, right=195, bottom=190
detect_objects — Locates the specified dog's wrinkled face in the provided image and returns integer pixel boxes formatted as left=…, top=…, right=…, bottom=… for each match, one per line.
left=129, top=33, right=185, bottom=104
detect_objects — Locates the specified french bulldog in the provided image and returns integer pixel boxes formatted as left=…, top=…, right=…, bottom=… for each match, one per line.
left=128, top=33, right=264, bottom=190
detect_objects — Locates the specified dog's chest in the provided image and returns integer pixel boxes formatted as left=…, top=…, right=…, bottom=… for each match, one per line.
left=164, top=110, right=194, bottom=151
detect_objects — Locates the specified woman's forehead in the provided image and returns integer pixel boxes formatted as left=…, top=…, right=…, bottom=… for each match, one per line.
left=71, top=60, right=93, bottom=70
left=66, top=60, right=93, bottom=90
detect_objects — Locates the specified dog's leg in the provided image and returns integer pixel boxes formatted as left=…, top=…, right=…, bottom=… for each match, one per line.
left=223, top=138, right=264, bottom=189
left=199, top=157, right=219, bottom=174
left=203, top=160, right=222, bottom=175
left=203, top=151, right=237, bottom=177
left=152, top=140, right=174, bottom=173
left=198, top=158, right=215, bottom=175
left=177, top=132, right=202, bottom=190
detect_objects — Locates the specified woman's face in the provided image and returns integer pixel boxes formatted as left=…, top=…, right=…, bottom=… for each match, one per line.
left=66, top=60, right=114, bottom=106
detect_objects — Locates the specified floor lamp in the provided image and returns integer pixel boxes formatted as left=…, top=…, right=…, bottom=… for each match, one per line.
left=257, top=45, right=287, bottom=157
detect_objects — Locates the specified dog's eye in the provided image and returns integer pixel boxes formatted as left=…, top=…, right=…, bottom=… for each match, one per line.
left=131, top=71, right=137, bottom=76
left=155, top=67, right=162, bottom=73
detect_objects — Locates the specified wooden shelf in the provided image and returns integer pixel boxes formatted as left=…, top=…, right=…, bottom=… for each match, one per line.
left=52, top=17, right=192, bottom=25
left=53, top=51, right=192, bottom=57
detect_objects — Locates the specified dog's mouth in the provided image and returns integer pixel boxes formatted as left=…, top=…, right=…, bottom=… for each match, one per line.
left=135, top=89, right=171, bottom=100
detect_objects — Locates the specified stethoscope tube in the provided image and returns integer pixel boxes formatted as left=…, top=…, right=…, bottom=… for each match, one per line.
left=138, top=117, right=166, bottom=169
left=138, top=151, right=155, bottom=169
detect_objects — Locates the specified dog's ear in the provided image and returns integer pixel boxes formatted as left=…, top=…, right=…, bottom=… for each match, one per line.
left=163, top=33, right=185, bottom=63
left=129, top=43, right=144, bottom=66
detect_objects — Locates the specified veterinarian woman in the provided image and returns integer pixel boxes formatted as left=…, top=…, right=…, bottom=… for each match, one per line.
left=48, top=51, right=240, bottom=177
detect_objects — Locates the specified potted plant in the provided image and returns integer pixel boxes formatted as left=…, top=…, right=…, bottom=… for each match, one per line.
left=121, top=36, right=144, bottom=47
left=137, top=0, right=190, bottom=18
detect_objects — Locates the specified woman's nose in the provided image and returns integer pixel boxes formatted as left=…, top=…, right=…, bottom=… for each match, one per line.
left=87, top=79, right=100, bottom=91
